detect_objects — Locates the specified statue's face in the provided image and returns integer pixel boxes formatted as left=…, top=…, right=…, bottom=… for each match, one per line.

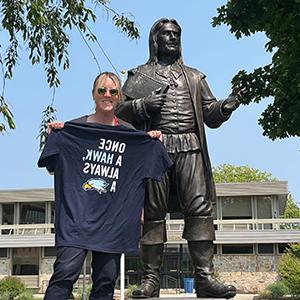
left=156, top=23, right=180, bottom=58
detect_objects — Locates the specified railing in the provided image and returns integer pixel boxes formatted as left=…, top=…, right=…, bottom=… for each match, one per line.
left=166, top=218, right=300, bottom=231
left=0, top=218, right=299, bottom=237
left=0, top=224, right=54, bottom=235
left=162, top=274, right=180, bottom=294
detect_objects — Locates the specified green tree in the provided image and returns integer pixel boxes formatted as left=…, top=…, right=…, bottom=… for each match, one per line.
left=278, top=243, right=300, bottom=297
left=0, top=0, right=139, bottom=137
left=283, top=194, right=300, bottom=219
left=212, top=0, right=300, bottom=140
left=212, top=164, right=276, bottom=183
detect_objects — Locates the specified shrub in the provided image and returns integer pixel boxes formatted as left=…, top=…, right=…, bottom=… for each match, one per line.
left=258, top=289, right=272, bottom=299
left=269, top=281, right=289, bottom=298
left=0, top=277, right=26, bottom=299
left=258, top=281, right=290, bottom=299
left=17, top=291, right=34, bottom=300
left=74, top=284, right=92, bottom=300
left=278, top=243, right=300, bottom=297
left=126, top=284, right=138, bottom=298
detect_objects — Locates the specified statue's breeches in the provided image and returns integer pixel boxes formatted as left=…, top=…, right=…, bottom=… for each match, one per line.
left=142, top=150, right=215, bottom=243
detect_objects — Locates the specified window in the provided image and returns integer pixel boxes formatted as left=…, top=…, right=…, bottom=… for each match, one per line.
left=20, top=202, right=45, bottom=224
left=50, top=202, right=55, bottom=223
left=257, top=196, right=273, bottom=219
left=169, top=212, right=184, bottom=219
left=2, top=204, right=14, bottom=225
left=258, top=244, right=274, bottom=254
left=165, top=245, right=180, bottom=253
left=0, top=248, right=8, bottom=258
left=222, top=244, right=254, bottom=254
left=181, top=245, right=193, bottom=274
left=278, top=243, right=290, bottom=254
left=1, top=204, right=14, bottom=234
left=44, top=247, right=56, bottom=257
left=221, top=197, right=252, bottom=220
left=126, top=256, right=141, bottom=273
left=12, top=248, right=39, bottom=275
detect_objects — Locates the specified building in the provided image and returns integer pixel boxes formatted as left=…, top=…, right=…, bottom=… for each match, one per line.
left=0, top=181, right=300, bottom=293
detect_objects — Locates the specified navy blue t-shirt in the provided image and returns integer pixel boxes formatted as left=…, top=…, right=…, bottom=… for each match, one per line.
left=38, top=121, right=172, bottom=253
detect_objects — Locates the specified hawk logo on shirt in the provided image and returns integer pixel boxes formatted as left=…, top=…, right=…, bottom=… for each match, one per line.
left=83, top=178, right=109, bottom=194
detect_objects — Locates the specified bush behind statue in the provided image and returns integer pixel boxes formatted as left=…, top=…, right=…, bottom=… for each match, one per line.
left=0, top=276, right=33, bottom=300
left=278, top=243, right=300, bottom=297
left=259, top=281, right=290, bottom=299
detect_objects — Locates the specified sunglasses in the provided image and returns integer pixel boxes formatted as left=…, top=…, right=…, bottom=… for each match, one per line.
left=97, top=87, right=119, bottom=96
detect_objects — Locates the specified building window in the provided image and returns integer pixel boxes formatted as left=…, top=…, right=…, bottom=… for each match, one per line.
left=278, top=243, right=290, bottom=254
left=51, top=202, right=55, bottom=223
left=12, top=248, right=39, bottom=275
left=169, top=212, right=184, bottom=219
left=44, top=247, right=56, bottom=257
left=222, top=244, right=254, bottom=254
left=181, top=245, right=193, bottom=274
left=1, top=204, right=14, bottom=234
left=20, top=202, right=45, bottom=224
left=221, top=196, right=252, bottom=220
left=258, top=244, right=274, bottom=254
left=0, top=248, right=8, bottom=258
left=126, top=256, right=141, bottom=273
left=256, top=196, right=273, bottom=219
left=2, top=204, right=14, bottom=224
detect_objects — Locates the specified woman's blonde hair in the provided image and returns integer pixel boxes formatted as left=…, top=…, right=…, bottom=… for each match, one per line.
left=92, top=71, right=123, bottom=101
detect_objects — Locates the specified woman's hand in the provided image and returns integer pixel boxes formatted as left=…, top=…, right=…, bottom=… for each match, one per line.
left=147, top=130, right=163, bottom=142
left=47, top=121, right=65, bottom=134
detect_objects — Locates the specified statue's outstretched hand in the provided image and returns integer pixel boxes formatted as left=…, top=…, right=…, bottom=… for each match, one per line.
left=144, top=87, right=167, bottom=113
left=222, top=87, right=243, bottom=114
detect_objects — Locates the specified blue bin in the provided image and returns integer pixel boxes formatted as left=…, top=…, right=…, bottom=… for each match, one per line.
left=183, top=277, right=194, bottom=293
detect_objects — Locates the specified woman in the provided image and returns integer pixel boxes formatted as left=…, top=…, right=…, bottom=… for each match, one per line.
left=39, top=72, right=171, bottom=300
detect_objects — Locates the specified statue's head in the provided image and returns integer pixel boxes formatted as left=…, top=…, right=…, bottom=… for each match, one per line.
left=147, top=18, right=183, bottom=64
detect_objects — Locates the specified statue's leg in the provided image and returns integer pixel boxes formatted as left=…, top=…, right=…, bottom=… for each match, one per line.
left=132, top=175, right=169, bottom=298
left=132, top=242, right=164, bottom=298
left=176, top=150, right=236, bottom=298
left=188, top=240, right=236, bottom=298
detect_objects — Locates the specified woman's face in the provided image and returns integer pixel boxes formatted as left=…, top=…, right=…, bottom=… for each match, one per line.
left=93, top=76, right=120, bottom=113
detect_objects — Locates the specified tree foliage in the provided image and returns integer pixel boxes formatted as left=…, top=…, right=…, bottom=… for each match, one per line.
left=283, top=194, right=300, bottom=219
left=213, top=0, right=300, bottom=139
left=278, top=243, right=300, bottom=297
left=0, top=276, right=27, bottom=299
left=0, top=0, right=139, bottom=134
left=212, top=164, right=276, bottom=183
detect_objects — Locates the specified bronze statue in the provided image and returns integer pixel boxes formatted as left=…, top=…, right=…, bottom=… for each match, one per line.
left=117, top=18, right=241, bottom=299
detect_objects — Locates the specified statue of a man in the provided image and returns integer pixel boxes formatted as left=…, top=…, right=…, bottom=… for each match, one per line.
left=117, top=18, right=240, bottom=299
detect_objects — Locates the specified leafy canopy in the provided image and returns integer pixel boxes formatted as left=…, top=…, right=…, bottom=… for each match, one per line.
left=213, top=0, right=300, bottom=139
left=212, top=164, right=276, bottom=183
left=0, top=0, right=139, bottom=136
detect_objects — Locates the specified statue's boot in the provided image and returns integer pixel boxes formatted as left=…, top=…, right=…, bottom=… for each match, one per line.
left=188, top=241, right=237, bottom=299
left=131, top=244, right=163, bottom=298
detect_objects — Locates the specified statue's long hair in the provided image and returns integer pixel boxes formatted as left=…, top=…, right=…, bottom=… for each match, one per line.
left=147, top=18, right=183, bottom=65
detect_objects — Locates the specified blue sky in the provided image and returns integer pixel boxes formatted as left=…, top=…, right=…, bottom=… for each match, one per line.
left=1, top=0, right=299, bottom=204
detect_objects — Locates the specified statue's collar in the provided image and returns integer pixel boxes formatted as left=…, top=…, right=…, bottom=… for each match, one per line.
left=155, top=62, right=183, bottom=79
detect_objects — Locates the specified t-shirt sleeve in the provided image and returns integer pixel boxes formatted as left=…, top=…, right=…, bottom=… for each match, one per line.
left=37, top=131, right=60, bottom=172
left=144, top=139, right=173, bottom=181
